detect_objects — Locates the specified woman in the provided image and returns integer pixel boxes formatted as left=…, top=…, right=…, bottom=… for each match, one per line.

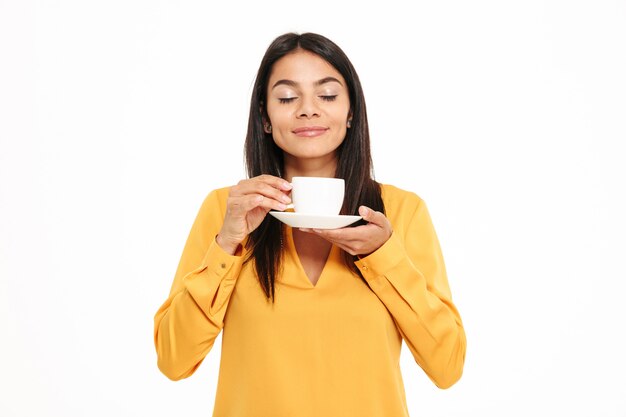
left=154, top=32, right=466, bottom=416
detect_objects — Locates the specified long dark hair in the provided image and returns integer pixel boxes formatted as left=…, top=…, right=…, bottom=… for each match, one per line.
left=244, top=32, right=385, bottom=302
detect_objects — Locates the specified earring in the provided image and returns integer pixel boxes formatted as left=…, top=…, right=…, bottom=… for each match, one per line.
left=265, top=123, right=272, bottom=134
left=347, top=119, right=352, bottom=128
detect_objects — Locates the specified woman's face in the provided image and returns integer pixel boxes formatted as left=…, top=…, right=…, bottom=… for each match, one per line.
left=265, top=49, right=351, bottom=170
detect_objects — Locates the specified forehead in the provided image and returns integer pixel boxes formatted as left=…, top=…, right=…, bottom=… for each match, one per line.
left=268, top=49, right=346, bottom=87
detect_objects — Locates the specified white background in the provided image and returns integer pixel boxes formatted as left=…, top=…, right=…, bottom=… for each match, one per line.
left=1, top=0, right=625, bottom=416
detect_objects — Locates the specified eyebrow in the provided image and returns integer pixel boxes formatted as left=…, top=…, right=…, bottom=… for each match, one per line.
left=271, top=76, right=344, bottom=90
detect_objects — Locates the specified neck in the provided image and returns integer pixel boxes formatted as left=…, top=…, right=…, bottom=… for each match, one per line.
left=283, top=154, right=337, bottom=181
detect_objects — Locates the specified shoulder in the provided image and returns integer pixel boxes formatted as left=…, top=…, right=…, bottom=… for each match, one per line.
left=378, top=183, right=437, bottom=237
left=206, top=186, right=232, bottom=203
left=197, top=186, right=233, bottom=215
left=379, top=183, right=424, bottom=215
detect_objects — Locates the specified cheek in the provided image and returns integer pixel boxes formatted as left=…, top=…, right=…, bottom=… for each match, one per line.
left=334, top=101, right=351, bottom=121
left=332, top=110, right=350, bottom=126
left=267, top=108, right=291, bottom=128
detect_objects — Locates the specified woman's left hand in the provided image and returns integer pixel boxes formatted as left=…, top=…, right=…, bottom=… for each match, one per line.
left=300, top=206, right=392, bottom=256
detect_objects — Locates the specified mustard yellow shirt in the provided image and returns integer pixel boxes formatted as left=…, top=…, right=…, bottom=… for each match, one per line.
left=154, top=184, right=466, bottom=417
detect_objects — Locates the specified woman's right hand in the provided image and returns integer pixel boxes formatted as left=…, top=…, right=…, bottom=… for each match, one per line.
left=216, top=175, right=292, bottom=255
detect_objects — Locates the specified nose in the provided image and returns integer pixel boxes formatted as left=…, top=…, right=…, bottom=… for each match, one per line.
left=296, top=96, right=320, bottom=119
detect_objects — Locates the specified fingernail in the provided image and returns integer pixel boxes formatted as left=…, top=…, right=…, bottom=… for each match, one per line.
left=277, top=203, right=287, bottom=210
left=281, top=194, right=291, bottom=203
left=282, top=182, right=293, bottom=190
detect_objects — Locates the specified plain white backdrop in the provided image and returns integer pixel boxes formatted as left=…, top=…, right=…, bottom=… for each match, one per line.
left=1, top=0, right=625, bottom=416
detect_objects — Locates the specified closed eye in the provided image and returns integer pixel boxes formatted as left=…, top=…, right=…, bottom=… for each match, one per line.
left=278, top=95, right=337, bottom=104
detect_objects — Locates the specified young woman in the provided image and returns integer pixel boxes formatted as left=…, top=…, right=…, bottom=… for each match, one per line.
left=154, top=32, right=466, bottom=417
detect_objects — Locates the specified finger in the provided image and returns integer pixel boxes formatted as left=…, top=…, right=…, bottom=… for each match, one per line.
left=247, top=194, right=289, bottom=212
left=298, top=229, right=355, bottom=252
left=359, top=206, right=387, bottom=227
left=317, top=232, right=377, bottom=257
left=311, top=224, right=371, bottom=242
left=255, top=174, right=293, bottom=191
left=233, top=180, right=292, bottom=205
left=231, top=175, right=291, bottom=195
left=329, top=241, right=360, bottom=256
left=309, top=230, right=362, bottom=249
left=230, top=194, right=287, bottom=214
left=310, top=227, right=352, bottom=241
left=298, top=227, right=356, bottom=235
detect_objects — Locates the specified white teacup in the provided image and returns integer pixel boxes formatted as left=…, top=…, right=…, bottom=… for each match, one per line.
left=288, top=177, right=345, bottom=215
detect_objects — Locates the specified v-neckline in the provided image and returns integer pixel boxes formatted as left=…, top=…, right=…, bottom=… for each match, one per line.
left=286, top=226, right=337, bottom=288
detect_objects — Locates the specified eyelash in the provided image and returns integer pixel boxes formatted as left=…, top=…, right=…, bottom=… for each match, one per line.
left=278, top=95, right=338, bottom=104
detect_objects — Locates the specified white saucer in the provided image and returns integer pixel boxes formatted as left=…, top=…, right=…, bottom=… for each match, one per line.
left=269, top=211, right=362, bottom=229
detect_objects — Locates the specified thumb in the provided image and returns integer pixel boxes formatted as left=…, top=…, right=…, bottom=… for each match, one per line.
left=359, top=206, right=380, bottom=225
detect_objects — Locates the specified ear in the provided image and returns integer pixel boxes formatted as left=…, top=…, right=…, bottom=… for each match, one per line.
left=259, top=102, right=272, bottom=133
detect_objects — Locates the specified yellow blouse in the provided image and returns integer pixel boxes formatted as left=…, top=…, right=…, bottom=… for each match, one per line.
left=154, top=184, right=466, bottom=417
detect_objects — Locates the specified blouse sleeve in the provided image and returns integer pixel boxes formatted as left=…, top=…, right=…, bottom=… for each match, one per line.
left=153, top=189, right=244, bottom=381
left=355, top=197, right=466, bottom=389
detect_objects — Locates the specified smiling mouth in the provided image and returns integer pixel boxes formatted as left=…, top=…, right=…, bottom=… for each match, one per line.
left=292, top=127, right=329, bottom=137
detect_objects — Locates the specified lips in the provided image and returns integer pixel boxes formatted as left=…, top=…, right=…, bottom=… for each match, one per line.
left=292, top=126, right=329, bottom=137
